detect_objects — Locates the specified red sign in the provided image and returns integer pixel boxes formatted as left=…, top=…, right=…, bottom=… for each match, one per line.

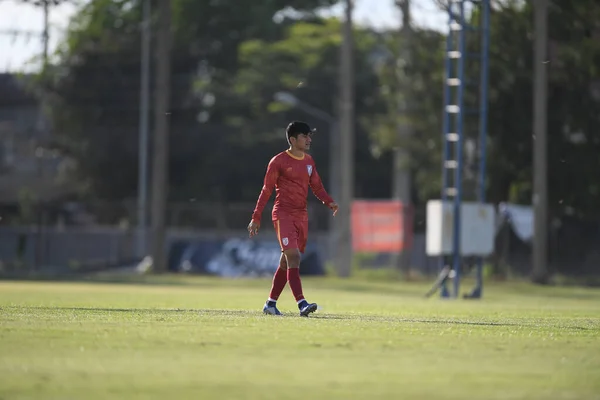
left=351, top=200, right=412, bottom=252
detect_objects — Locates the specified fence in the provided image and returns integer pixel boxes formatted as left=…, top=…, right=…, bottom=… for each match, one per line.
left=0, top=225, right=331, bottom=275
left=0, top=200, right=599, bottom=281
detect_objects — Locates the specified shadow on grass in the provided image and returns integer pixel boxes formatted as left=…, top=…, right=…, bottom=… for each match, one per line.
left=0, top=273, right=425, bottom=298
left=3, top=272, right=600, bottom=303
left=12, top=306, right=255, bottom=317
left=499, top=286, right=600, bottom=301
left=309, top=314, right=595, bottom=330
left=8, top=306, right=594, bottom=331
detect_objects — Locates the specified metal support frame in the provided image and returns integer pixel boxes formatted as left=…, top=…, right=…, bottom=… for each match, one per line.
left=440, top=0, right=490, bottom=299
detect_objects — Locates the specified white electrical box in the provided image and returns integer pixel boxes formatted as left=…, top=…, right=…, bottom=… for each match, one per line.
left=426, top=200, right=495, bottom=256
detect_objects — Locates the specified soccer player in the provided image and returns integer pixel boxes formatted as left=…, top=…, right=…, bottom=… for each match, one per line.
left=248, top=121, right=338, bottom=317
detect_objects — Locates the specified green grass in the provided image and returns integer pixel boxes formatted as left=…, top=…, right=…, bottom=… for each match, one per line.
left=1, top=276, right=599, bottom=400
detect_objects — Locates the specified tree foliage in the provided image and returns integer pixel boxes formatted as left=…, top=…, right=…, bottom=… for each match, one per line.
left=228, top=18, right=391, bottom=199
left=369, top=0, right=600, bottom=217
left=28, top=0, right=600, bottom=220
left=366, top=28, right=445, bottom=204
left=35, top=0, right=340, bottom=200
left=484, top=0, right=600, bottom=217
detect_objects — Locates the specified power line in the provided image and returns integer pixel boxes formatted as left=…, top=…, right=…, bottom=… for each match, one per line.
left=0, top=0, right=81, bottom=70
left=0, top=29, right=42, bottom=37
left=11, top=0, right=77, bottom=6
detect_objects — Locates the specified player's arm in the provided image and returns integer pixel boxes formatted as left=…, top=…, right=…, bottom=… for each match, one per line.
left=309, top=161, right=338, bottom=216
left=248, top=158, right=280, bottom=236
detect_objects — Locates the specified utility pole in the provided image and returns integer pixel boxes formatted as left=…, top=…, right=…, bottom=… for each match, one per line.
left=335, top=0, right=354, bottom=278
left=3, top=3, right=60, bottom=70
left=11, top=0, right=69, bottom=64
left=393, top=0, right=413, bottom=276
left=137, top=0, right=151, bottom=258
left=532, top=0, right=548, bottom=283
left=42, top=0, right=49, bottom=63
left=151, top=0, right=171, bottom=273
left=329, top=119, right=340, bottom=274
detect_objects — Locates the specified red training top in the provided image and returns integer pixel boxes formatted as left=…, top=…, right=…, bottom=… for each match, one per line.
left=252, top=150, right=334, bottom=223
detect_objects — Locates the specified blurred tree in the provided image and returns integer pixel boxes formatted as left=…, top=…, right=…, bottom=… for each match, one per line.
left=366, top=28, right=445, bottom=206
left=32, top=0, right=339, bottom=201
left=371, top=0, right=600, bottom=219
left=32, top=0, right=600, bottom=219
left=483, top=0, right=600, bottom=217
left=222, top=18, right=392, bottom=202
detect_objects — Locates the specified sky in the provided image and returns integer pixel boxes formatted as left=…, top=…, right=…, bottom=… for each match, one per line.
left=0, top=0, right=447, bottom=72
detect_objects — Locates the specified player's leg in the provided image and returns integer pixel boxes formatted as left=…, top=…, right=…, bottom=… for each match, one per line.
left=285, top=220, right=317, bottom=317
left=262, top=219, right=294, bottom=315
left=263, top=252, right=287, bottom=315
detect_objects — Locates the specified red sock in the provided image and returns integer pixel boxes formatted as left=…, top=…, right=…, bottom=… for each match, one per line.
left=287, top=267, right=305, bottom=302
left=268, top=267, right=288, bottom=300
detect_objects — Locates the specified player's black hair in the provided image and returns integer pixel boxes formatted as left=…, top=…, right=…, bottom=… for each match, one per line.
left=286, top=121, right=316, bottom=144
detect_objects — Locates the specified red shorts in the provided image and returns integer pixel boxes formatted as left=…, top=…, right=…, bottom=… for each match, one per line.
left=273, top=219, right=309, bottom=253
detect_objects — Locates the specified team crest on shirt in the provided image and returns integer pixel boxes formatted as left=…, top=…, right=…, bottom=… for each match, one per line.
left=282, top=238, right=289, bottom=246
left=307, top=165, right=313, bottom=176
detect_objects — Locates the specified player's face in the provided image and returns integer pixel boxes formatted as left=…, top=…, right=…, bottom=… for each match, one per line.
left=295, top=133, right=312, bottom=151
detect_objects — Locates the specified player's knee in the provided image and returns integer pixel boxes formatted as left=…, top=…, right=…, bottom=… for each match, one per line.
left=283, top=249, right=301, bottom=269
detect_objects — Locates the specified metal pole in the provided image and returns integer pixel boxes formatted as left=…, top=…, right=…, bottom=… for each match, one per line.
left=329, top=120, right=339, bottom=267
left=438, top=3, right=454, bottom=296
left=474, top=0, right=491, bottom=297
left=329, top=121, right=340, bottom=201
left=38, top=1, right=50, bottom=180
left=532, top=0, right=548, bottom=283
left=452, top=0, right=467, bottom=298
left=478, top=0, right=490, bottom=204
left=137, top=0, right=151, bottom=258
left=42, top=0, right=49, bottom=64
left=151, top=0, right=171, bottom=273
left=394, top=0, right=413, bottom=276
left=335, top=0, right=354, bottom=278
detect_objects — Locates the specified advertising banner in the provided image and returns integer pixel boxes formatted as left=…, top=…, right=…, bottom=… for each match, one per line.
left=168, top=237, right=325, bottom=277
left=351, top=200, right=412, bottom=252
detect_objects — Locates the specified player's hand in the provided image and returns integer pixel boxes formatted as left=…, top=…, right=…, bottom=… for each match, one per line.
left=328, top=202, right=339, bottom=217
left=247, top=220, right=260, bottom=237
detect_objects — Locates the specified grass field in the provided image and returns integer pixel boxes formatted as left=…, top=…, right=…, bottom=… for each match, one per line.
left=1, top=276, right=599, bottom=400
